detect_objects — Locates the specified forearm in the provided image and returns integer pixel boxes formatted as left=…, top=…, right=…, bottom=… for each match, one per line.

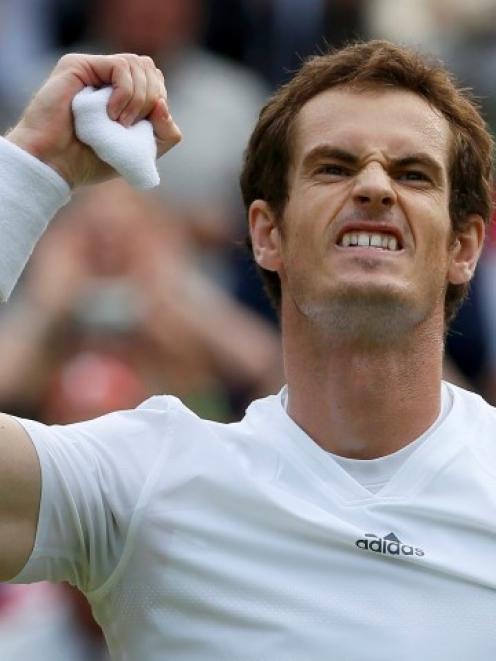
left=0, top=137, right=70, bottom=301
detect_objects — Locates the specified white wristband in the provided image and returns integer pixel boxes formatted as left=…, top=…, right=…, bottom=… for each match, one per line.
left=0, top=136, right=71, bottom=301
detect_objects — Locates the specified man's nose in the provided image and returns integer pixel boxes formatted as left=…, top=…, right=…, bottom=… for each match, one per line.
left=352, top=163, right=396, bottom=210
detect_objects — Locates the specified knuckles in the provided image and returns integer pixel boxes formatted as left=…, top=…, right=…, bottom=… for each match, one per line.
left=140, top=55, right=156, bottom=69
left=55, top=53, right=163, bottom=80
left=55, top=53, right=82, bottom=70
left=114, top=55, right=132, bottom=70
left=53, top=52, right=167, bottom=114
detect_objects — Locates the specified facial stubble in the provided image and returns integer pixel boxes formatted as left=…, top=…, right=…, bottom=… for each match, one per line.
left=292, top=268, right=448, bottom=349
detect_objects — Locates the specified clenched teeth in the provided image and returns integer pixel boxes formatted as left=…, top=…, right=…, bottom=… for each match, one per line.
left=339, top=231, right=399, bottom=251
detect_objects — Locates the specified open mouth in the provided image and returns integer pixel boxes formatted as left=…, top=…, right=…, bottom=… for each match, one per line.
left=336, top=230, right=403, bottom=252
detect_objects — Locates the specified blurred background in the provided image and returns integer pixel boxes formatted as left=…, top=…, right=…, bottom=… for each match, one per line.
left=0, top=0, right=495, bottom=657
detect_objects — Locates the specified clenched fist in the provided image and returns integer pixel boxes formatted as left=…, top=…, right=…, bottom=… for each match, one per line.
left=6, top=53, right=182, bottom=188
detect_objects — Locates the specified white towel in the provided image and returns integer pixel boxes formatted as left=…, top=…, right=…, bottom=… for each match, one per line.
left=72, top=86, right=160, bottom=190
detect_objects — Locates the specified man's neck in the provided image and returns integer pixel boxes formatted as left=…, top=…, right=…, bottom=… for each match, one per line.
left=283, top=313, right=444, bottom=460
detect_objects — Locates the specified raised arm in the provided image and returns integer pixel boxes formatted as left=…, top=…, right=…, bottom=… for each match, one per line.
left=0, top=414, right=42, bottom=581
left=0, top=52, right=181, bottom=582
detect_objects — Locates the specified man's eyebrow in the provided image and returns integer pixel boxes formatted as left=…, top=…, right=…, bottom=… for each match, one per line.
left=301, top=146, right=359, bottom=170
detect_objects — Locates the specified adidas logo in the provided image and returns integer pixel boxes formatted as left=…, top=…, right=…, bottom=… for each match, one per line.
left=355, top=532, right=425, bottom=557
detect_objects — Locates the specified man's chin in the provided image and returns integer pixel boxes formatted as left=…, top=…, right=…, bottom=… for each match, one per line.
left=300, top=286, right=426, bottom=346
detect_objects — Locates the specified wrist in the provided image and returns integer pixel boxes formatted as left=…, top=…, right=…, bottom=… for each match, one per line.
left=5, top=127, right=74, bottom=187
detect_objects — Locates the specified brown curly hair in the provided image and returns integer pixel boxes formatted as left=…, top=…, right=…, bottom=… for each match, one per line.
left=240, top=40, right=494, bottom=324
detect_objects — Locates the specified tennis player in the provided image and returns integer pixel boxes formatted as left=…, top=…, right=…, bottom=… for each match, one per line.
left=0, top=42, right=494, bottom=659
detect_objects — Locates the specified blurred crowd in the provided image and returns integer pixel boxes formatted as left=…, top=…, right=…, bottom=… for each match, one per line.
left=0, top=0, right=496, bottom=658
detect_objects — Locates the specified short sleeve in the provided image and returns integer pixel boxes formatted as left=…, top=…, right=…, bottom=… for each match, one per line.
left=8, top=395, right=173, bottom=593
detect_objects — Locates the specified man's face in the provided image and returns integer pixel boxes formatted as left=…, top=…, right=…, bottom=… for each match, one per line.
left=272, top=87, right=465, bottom=340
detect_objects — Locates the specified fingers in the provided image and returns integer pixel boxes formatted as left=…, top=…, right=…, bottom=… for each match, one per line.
left=115, top=58, right=148, bottom=126
left=104, top=53, right=181, bottom=154
left=105, top=55, right=163, bottom=126
left=54, top=52, right=181, bottom=162
left=58, top=53, right=169, bottom=127
left=105, top=56, right=135, bottom=121
left=142, top=60, right=166, bottom=120
left=148, top=98, right=182, bottom=157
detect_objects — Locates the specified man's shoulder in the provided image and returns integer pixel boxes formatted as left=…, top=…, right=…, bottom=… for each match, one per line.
left=446, top=382, right=496, bottom=472
left=29, top=390, right=282, bottom=482
left=17, top=394, right=219, bottom=476
left=446, top=381, right=496, bottom=418
left=132, top=392, right=273, bottom=452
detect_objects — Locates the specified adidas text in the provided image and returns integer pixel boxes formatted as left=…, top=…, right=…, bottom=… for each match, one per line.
left=355, top=532, right=425, bottom=557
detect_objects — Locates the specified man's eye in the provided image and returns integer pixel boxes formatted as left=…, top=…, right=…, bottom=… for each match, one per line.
left=316, top=164, right=350, bottom=176
left=398, top=170, right=429, bottom=182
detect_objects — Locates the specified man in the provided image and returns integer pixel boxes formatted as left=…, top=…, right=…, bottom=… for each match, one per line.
left=0, top=42, right=494, bottom=659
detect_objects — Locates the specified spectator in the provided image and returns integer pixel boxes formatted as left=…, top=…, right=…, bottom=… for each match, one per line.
left=0, top=181, right=283, bottom=419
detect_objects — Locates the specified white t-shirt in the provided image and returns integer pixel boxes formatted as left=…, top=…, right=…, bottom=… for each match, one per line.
left=329, top=382, right=453, bottom=493
left=9, top=382, right=496, bottom=660
left=282, top=382, right=453, bottom=494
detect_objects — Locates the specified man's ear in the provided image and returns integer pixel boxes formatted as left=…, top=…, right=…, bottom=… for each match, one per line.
left=448, top=214, right=486, bottom=285
left=249, top=200, right=283, bottom=272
